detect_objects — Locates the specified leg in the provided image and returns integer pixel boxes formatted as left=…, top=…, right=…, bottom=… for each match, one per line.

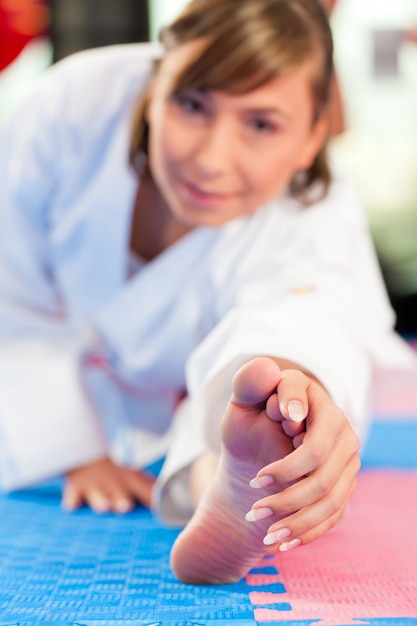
left=170, top=357, right=294, bottom=584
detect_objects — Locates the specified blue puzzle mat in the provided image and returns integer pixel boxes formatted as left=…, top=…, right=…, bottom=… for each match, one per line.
left=1, top=419, right=417, bottom=626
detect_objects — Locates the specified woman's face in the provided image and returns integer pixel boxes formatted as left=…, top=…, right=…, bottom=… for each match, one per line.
left=146, top=39, right=327, bottom=229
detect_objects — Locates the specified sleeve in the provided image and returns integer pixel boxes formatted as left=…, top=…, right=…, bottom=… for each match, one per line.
left=0, top=61, right=108, bottom=491
left=152, top=174, right=417, bottom=526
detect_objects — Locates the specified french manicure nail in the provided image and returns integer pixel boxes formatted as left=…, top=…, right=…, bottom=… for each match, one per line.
left=116, top=500, right=132, bottom=513
left=279, top=538, right=301, bottom=552
left=262, top=528, right=291, bottom=545
left=245, top=507, right=273, bottom=522
left=92, top=497, right=110, bottom=512
left=249, top=475, right=274, bottom=489
left=287, top=401, right=305, bottom=423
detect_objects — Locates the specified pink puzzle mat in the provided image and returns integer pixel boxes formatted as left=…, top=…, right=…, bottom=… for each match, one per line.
left=247, top=470, right=417, bottom=624
left=373, top=339, right=417, bottom=418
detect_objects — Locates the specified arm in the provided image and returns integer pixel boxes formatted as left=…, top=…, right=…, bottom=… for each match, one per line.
left=0, top=105, right=155, bottom=512
left=0, top=68, right=111, bottom=491
left=177, top=175, right=413, bottom=543
left=0, top=62, right=157, bottom=510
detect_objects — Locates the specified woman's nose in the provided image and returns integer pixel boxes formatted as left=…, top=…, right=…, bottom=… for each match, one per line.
left=193, top=118, right=235, bottom=179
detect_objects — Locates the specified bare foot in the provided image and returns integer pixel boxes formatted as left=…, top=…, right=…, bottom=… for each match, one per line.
left=170, top=357, right=295, bottom=584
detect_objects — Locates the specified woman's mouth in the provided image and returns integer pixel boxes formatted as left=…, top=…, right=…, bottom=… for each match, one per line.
left=181, top=179, right=232, bottom=207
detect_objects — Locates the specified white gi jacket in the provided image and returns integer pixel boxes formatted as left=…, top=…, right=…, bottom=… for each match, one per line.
left=0, top=43, right=414, bottom=523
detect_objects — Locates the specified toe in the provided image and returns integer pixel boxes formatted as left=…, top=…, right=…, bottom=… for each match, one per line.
left=231, top=357, right=282, bottom=408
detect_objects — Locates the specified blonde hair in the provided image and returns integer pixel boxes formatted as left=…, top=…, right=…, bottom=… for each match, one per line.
left=130, top=0, right=334, bottom=200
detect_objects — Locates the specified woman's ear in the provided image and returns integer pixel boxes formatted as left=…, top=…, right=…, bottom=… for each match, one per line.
left=297, top=113, right=330, bottom=170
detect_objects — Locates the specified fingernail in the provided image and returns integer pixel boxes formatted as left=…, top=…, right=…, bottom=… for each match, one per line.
left=263, top=528, right=291, bottom=545
left=245, top=506, right=273, bottom=522
left=116, top=500, right=132, bottom=513
left=279, top=538, right=301, bottom=552
left=91, top=497, right=110, bottom=512
left=287, top=401, right=305, bottom=423
left=249, top=475, right=274, bottom=489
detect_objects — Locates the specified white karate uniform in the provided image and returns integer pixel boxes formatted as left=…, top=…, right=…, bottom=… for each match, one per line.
left=0, top=43, right=414, bottom=524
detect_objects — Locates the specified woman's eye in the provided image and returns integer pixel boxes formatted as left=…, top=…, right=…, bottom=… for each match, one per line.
left=250, top=118, right=276, bottom=133
left=175, top=92, right=205, bottom=114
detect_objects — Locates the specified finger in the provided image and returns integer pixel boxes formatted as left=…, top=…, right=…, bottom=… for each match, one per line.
left=256, top=403, right=352, bottom=485
left=266, top=393, right=304, bottom=439
left=277, top=369, right=310, bottom=423
left=68, top=473, right=114, bottom=513
left=61, top=481, right=83, bottom=511
left=107, top=492, right=134, bottom=514
left=293, top=431, right=305, bottom=449
left=266, top=393, right=304, bottom=431
left=269, top=510, right=344, bottom=552
left=254, top=460, right=358, bottom=550
left=86, top=489, right=112, bottom=513
left=264, top=474, right=356, bottom=551
left=281, top=419, right=305, bottom=438
left=250, top=432, right=360, bottom=515
left=99, top=467, right=156, bottom=512
left=124, top=469, right=156, bottom=509
left=92, top=472, right=136, bottom=513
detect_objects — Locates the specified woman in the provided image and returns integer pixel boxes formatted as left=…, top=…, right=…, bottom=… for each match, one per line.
left=0, top=0, right=414, bottom=583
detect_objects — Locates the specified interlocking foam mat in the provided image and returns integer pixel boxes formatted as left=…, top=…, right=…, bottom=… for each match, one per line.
left=2, top=360, right=417, bottom=625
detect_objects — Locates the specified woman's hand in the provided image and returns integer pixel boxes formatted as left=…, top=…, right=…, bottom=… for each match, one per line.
left=249, top=368, right=361, bottom=551
left=62, top=457, right=156, bottom=513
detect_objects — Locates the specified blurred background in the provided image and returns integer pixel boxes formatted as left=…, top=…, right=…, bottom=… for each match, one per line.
left=1, top=0, right=417, bottom=335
